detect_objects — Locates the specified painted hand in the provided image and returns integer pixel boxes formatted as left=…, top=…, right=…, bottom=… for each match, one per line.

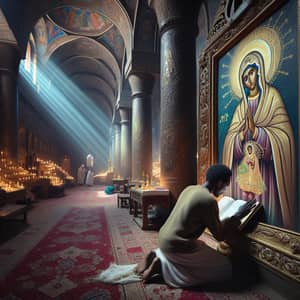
left=247, top=110, right=255, bottom=135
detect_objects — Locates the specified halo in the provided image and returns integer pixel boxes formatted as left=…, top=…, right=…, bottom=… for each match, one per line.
left=229, top=26, right=281, bottom=99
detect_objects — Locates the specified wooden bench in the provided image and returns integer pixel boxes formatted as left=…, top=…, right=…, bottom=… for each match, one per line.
left=0, top=189, right=28, bottom=225
left=0, top=204, right=28, bottom=223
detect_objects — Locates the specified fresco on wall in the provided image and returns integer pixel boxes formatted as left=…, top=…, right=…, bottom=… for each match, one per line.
left=34, top=18, right=48, bottom=57
left=45, top=19, right=65, bottom=45
left=217, top=0, right=298, bottom=230
left=97, top=25, right=124, bottom=67
left=47, top=7, right=113, bottom=37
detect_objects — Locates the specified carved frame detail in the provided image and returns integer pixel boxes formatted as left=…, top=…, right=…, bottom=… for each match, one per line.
left=197, top=0, right=300, bottom=283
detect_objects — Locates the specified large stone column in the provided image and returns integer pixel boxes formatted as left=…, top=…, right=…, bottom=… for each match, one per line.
left=110, top=129, right=115, bottom=172
left=113, top=123, right=121, bottom=176
left=149, top=0, right=198, bottom=200
left=119, top=107, right=131, bottom=179
left=128, top=72, right=153, bottom=181
left=0, top=43, right=21, bottom=160
left=0, top=10, right=21, bottom=160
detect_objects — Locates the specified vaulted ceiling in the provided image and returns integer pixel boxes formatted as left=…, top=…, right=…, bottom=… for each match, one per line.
left=1, top=0, right=158, bottom=117
left=30, top=2, right=132, bottom=120
left=0, top=0, right=158, bottom=170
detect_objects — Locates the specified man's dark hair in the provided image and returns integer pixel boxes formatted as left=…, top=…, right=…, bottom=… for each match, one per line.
left=206, top=164, right=232, bottom=184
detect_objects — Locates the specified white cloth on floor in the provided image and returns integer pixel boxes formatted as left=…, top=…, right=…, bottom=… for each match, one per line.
left=95, top=263, right=142, bottom=284
left=154, top=240, right=232, bottom=288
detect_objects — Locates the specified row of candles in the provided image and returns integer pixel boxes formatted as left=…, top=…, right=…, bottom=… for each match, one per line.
left=0, top=151, right=74, bottom=192
left=37, top=158, right=74, bottom=186
left=0, top=151, right=33, bottom=192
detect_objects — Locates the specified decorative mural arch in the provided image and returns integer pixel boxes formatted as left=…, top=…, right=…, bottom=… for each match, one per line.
left=33, top=17, right=48, bottom=58
left=26, top=33, right=38, bottom=84
left=45, top=36, right=121, bottom=87
left=47, top=7, right=114, bottom=37
left=21, top=0, right=132, bottom=68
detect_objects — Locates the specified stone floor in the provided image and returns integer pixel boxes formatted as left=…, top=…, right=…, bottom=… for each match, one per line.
left=0, top=186, right=291, bottom=299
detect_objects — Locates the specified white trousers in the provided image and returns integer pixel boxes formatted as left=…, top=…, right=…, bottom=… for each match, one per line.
left=155, top=240, right=232, bottom=288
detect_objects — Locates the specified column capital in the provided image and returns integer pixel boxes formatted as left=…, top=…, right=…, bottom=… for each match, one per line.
left=0, top=9, right=21, bottom=66
left=113, top=122, right=121, bottom=131
left=128, top=72, right=154, bottom=98
left=0, top=43, right=21, bottom=74
left=119, top=107, right=131, bottom=123
left=148, top=0, right=199, bottom=36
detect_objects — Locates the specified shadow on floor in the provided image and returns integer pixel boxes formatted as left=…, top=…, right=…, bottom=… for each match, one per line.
left=0, top=221, right=29, bottom=245
left=145, top=256, right=260, bottom=294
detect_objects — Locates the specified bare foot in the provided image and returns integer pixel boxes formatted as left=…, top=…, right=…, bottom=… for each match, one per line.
left=137, top=251, right=156, bottom=275
left=142, top=257, right=161, bottom=283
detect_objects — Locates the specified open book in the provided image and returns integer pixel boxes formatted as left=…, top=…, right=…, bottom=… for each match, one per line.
left=218, top=196, right=262, bottom=230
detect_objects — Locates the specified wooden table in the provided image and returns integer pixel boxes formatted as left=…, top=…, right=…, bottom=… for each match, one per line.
left=130, top=188, right=170, bottom=230
left=1, top=189, right=26, bottom=204
left=112, top=178, right=128, bottom=192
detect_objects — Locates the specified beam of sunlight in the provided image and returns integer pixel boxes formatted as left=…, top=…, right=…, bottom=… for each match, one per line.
left=19, top=59, right=113, bottom=171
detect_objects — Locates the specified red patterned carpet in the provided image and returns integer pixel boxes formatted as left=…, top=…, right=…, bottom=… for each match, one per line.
left=0, top=187, right=272, bottom=299
left=0, top=206, right=121, bottom=299
left=107, top=197, right=270, bottom=300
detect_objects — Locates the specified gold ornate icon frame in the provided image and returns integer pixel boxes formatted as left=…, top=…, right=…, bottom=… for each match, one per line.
left=197, top=0, right=300, bottom=282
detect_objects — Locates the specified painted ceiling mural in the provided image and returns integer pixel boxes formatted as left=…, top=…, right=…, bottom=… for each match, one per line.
left=47, top=6, right=113, bottom=37
left=34, top=18, right=48, bottom=57
left=45, top=18, right=66, bottom=45
left=44, top=6, right=125, bottom=66
left=97, top=25, right=124, bottom=67
left=49, top=0, right=132, bottom=69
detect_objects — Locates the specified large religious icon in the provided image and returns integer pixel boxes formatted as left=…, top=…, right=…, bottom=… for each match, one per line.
left=218, top=0, right=298, bottom=230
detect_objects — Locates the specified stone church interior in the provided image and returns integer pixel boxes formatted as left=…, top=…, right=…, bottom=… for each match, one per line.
left=0, top=0, right=300, bottom=299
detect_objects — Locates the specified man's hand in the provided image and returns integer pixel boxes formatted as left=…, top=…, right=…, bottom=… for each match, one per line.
left=235, top=199, right=257, bottom=219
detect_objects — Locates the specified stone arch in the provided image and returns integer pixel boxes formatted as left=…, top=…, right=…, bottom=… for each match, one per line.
left=60, top=56, right=118, bottom=94
left=8, top=0, right=133, bottom=67
left=70, top=74, right=115, bottom=111
left=82, top=88, right=114, bottom=119
left=46, top=36, right=121, bottom=89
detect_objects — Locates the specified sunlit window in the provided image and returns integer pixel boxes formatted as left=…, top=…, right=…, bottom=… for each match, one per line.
left=24, top=42, right=31, bottom=72
left=32, top=54, right=37, bottom=85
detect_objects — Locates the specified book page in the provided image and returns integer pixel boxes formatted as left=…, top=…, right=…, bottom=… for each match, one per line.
left=218, top=197, right=246, bottom=221
left=218, top=196, right=234, bottom=214
left=240, top=200, right=260, bottom=226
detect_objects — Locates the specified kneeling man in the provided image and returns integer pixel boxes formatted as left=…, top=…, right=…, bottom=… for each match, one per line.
left=138, top=164, right=255, bottom=287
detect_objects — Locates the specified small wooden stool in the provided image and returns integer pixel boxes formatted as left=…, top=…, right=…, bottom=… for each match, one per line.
left=117, top=193, right=130, bottom=208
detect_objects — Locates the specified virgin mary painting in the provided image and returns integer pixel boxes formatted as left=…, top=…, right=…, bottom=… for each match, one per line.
left=222, top=50, right=296, bottom=229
